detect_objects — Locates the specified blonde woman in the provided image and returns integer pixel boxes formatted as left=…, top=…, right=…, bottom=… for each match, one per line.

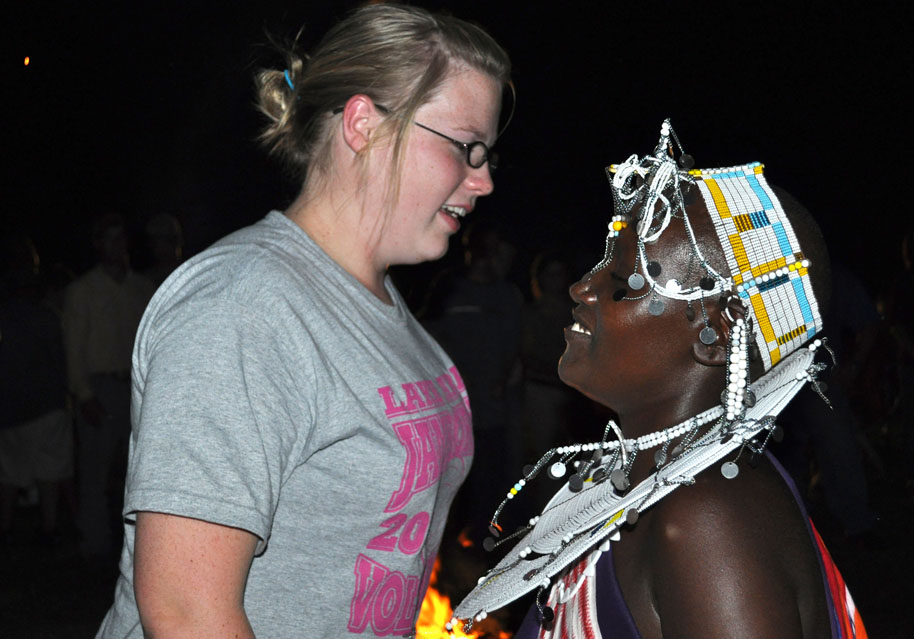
left=97, top=4, right=511, bottom=637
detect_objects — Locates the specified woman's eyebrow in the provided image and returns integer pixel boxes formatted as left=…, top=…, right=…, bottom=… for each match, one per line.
left=453, top=123, right=493, bottom=143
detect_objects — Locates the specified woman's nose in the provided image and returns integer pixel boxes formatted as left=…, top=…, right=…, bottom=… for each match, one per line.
left=465, top=163, right=495, bottom=196
left=569, top=273, right=596, bottom=304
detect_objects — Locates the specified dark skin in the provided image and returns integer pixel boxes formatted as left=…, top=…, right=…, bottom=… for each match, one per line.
left=558, top=201, right=830, bottom=638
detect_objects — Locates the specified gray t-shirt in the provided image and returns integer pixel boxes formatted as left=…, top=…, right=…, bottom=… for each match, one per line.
left=98, top=212, right=473, bottom=638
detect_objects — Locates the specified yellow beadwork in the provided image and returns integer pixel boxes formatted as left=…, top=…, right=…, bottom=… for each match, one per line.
left=728, top=233, right=751, bottom=280
left=750, top=293, right=777, bottom=346
left=704, top=179, right=732, bottom=218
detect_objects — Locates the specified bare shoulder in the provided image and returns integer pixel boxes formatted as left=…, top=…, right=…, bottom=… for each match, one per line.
left=634, top=457, right=830, bottom=638
left=649, top=455, right=806, bottom=553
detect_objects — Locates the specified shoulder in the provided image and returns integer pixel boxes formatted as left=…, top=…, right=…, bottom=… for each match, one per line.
left=150, top=215, right=330, bottom=320
left=647, top=457, right=810, bottom=567
left=636, top=458, right=821, bottom=637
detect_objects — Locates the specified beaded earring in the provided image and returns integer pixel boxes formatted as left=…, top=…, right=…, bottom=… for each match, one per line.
left=718, top=313, right=760, bottom=479
left=722, top=317, right=752, bottom=423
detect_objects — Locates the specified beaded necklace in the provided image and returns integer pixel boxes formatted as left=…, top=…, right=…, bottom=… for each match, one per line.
left=450, top=344, right=822, bottom=634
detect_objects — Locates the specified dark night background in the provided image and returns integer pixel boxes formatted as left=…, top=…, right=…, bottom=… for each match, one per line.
left=7, top=1, right=912, bottom=284
left=4, top=1, right=914, bottom=636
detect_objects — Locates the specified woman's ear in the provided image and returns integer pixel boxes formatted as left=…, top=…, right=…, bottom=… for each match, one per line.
left=691, top=295, right=747, bottom=367
left=340, top=95, right=382, bottom=154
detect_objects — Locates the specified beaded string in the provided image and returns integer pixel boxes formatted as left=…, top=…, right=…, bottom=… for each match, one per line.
left=723, top=317, right=751, bottom=423
left=488, top=411, right=744, bottom=589
left=486, top=407, right=724, bottom=542
left=807, top=339, right=835, bottom=408
left=622, top=283, right=653, bottom=302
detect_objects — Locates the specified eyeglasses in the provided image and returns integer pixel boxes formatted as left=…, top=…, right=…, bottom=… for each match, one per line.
left=334, top=104, right=498, bottom=171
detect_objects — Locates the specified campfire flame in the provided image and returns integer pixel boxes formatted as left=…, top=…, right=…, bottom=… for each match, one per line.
left=415, top=556, right=511, bottom=639
left=457, top=529, right=474, bottom=548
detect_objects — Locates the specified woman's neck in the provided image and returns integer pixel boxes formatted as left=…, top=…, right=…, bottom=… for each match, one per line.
left=285, top=184, right=393, bottom=304
left=615, top=382, right=724, bottom=485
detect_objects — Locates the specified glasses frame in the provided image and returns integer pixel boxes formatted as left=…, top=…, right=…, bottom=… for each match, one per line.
left=333, top=104, right=497, bottom=171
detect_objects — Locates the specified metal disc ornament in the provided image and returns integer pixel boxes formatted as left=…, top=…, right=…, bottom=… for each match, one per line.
left=548, top=462, right=566, bottom=479
left=721, top=461, right=739, bottom=479
left=745, top=389, right=757, bottom=408
left=610, top=469, right=630, bottom=491
left=628, top=273, right=645, bottom=290
left=647, top=261, right=662, bottom=277
left=568, top=474, right=584, bottom=493
left=648, top=298, right=665, bottom=316
left=625, top=508, right=640, bottom=525
left=540, top=605, right=555, bottom=624
left=700, top=326, right=718, bottom=345
left=678, top=153, right=695, bottom=169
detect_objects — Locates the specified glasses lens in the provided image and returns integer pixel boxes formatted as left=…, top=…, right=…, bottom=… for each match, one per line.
left=468, top=142, right=495, bottom=170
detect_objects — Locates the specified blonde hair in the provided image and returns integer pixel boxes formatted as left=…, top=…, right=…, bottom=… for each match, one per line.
left=256, top=2, right=511, bottom=194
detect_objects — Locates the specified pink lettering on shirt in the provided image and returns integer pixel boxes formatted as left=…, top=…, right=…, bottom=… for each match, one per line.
left=350, top=368, right=472, bottom=636
left=385, top=402, right=472, bottom=512
left=348, top=554, right=421, bottom=635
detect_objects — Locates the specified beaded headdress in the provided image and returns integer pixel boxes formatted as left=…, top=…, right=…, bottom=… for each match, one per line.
left=601, top=119, right=822, bottom=371
left=449, top=121, right=830, bottom=634
left=692, top=162, right=820, bottom=369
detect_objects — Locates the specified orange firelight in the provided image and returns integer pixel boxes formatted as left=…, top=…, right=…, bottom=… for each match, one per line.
left=416, top=557, right=475, bottom=638
left=24, top=56, right=30, bottom=66
left=415, top=557, right=511, bottom=639
left=457, top=528, right=474, bottom=549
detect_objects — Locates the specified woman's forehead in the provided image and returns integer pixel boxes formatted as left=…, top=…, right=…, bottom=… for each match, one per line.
left=611, top=210, right=719, bottom=275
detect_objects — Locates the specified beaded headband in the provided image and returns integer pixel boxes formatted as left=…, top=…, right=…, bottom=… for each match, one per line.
left=603, top=119, right=822, bottom=371
left=691, top=162, right=821, bottom=370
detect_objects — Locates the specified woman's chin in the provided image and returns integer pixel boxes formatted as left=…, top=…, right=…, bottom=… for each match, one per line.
left=557, top=355, right=583, bottom=392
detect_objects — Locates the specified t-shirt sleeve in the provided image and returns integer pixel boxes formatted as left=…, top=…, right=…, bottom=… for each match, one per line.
left=125, top=300, right=314, bottom=553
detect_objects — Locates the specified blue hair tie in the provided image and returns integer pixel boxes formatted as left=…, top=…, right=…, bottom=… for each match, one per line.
left=283, top=69, right=295, bottom=91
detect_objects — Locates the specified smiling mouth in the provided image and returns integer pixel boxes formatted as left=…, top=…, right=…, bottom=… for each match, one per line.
left=441, top=205, right=468, bottom=220
left=569, top=321, right=592, bottom=336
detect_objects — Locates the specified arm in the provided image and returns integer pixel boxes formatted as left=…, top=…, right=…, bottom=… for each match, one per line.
left=134, top=511, right=259, bottom=638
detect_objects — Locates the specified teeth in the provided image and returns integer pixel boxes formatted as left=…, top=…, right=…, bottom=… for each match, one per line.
left=441, top=205, right=467, bottom=218
left=571, top=322, right=592, bottom=336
